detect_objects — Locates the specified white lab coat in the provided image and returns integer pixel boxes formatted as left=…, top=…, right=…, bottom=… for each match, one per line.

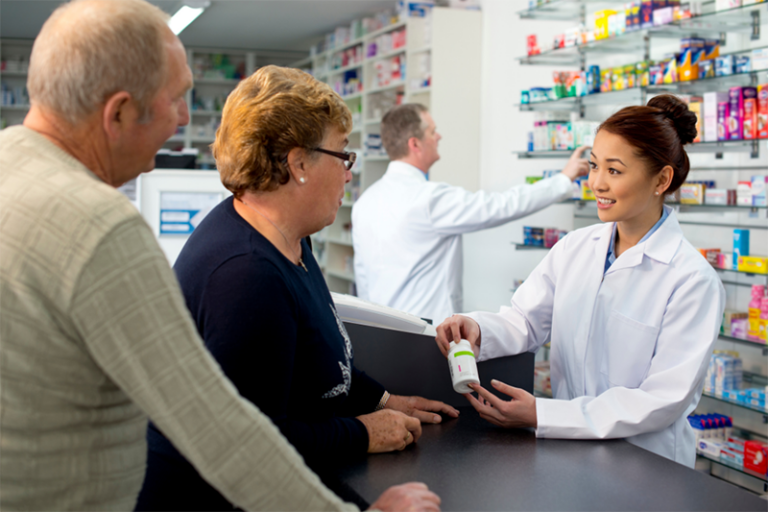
left=465, top=208, right=725, bottom=467
left=352, top=161, right=574, bottom=324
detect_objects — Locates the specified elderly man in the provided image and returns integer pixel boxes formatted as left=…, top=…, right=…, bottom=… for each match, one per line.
left=0, top=2, right=440, bottom=511
left=352, top=104, right=589, bottom=325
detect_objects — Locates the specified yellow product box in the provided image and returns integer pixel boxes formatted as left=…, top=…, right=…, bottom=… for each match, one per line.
left=593, top=9, right=617, bottom=40
left=581, top=181, right=595, bottom=200
left=737, top=255, right=768, bottom=274
left=688, top=100, right=702, bottom=142
left=680, top=183, right=705, bottom=204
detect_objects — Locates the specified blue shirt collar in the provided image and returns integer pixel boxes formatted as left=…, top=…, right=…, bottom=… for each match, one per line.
left=605, top=204, right=671, bottom=273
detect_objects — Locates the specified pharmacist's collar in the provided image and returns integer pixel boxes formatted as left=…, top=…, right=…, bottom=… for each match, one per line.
left=387, top=160, right=429, bottom=182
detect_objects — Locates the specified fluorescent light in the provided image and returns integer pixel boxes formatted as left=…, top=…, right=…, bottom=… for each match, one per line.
left=168, top=4, right=206, bottom=35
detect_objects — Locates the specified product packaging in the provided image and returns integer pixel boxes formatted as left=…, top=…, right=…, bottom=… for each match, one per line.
left=688, top=98, right=702, bottom=142
left=728, top=86, right=757, bottom=140
left=705, top=188, right=729, bottom=205
left=738, top=256, right=768, bottom=275
left=717, top=101, right=730, bottom=140
left=681, top=183, right=705, bottom=204
left=586, top=65, right=601, bottom=94
left=744, top=88, right=758, bottom=139
left=747, top=284, right=764, bottom=339
left=735, top=55, right=751, bottom=74
left=699, top=59, right=715, bottom=79
left=731, top=318, right=748, bottom=338
left=544, top=228, right=560, bottom=248
left=704, top=91, right=728, bottom=142
left=744, top=441, right=768, bottom=474
left=717, top=252, right=734, bottom=271
left=715, top=55, right=734, bottom=76
left=733, top=228, right=750, bottom=258
left=678, top=48, right=701, bottom=81
left=716, top=0, right=742, bottom=10
left=722, top=310, right=747, bottom=335
left=760, top=297, right=768, bottom=343
left=663, top=57, right=678, bottom=84
left=752, top=48, right=768, bottom=70
left=752, top=175, right=767, bottom=206
left=447, top=340, right=479, bottom=394
left=524, top=226, right=545, bottom=246
left=581, top=180, right=595, bottom=200
left=737, top=181, right=752, bottom=206
left=699, top=248, right=721, bottom=266
left=758, top=84, right=768, bottom=137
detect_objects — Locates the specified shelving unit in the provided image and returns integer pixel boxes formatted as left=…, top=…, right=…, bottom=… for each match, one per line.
left=0, top=39, right=33, bottom=129
left=295, top=7, right=482, bottom=293
left=517, top=3, right=768, bottom=496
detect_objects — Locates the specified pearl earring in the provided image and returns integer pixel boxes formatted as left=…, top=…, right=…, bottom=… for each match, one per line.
left=655, top=191, right=659, bottom=195
left=300, top=177, right=305, bottom=183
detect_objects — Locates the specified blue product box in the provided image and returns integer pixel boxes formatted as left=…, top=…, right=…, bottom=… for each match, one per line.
left=523, top=226, right=544, bottom=246
left=733, top=229, right=750, bottom=260
left=715, top=55, right=734, bottom=77
left=586, top=65, right=601, bottom=94
left=521, top=90, right=530, bottom=104
left=735, top=55, right=751, bottom=74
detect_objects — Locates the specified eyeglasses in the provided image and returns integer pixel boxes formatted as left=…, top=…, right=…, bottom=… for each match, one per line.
left=311, top=147, right=357, bottom=170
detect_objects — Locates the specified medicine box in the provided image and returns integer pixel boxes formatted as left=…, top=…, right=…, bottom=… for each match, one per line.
left=737, top=255, right=768, bottom=274
left=681, top=183, right=705, bottom=204
left=733, top=228, right=750, bottom=258
left=752, top=175, right=766, bottom=206
left=704, top=188, right=728, bottom=205
left=688, top=99, right=702, bottom=141
left=743, top=88, right=758, bottom=139
left=717, top=101, right=730, bottom=140
left=704, top=91, right=728, bottom=142
left=737, top=181, right=752, bottom=206
left=697, top=438, right=723, bottom=457
left=581, top=181, right=595, bottom=201
left=744, top=441, right=768, bottom=474
left=716, top=0, right=741, bottom=10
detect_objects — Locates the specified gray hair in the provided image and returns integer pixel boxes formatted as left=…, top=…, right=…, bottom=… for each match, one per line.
left=381, top=103, right=428, bottom=160
left=27, top=0, right=170, bottom=124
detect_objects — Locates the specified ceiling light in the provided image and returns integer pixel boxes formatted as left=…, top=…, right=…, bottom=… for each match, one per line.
left=168, top=1, right=210, bottom=35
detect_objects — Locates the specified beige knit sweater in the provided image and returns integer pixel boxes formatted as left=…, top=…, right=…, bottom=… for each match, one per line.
left=0, top=126, right=357, bottom=511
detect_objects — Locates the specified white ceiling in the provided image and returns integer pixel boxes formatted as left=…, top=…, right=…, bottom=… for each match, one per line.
left=0, top=0, right=399, bottom=56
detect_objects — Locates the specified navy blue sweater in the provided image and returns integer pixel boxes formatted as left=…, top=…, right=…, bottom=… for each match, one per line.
left=137, top=197, right=384, bottom=511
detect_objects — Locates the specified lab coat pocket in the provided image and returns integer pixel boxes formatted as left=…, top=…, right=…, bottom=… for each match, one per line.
left=601, top=310, right=659, bottom=389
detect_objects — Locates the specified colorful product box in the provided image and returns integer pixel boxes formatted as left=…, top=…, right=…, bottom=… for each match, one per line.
left=728, top=87, right=757, bottom=140
left=744, top=441, right=768, bottom=474
left=758, top=85, right=768, bottom=138
left=681, top=183, right=705, bottom=204
left=704, top=91, right=727, bottom=142
left=717, top=252, right=735, bottom=271
left=715, top=55, right=734, bottom=76
left=705, top=188, right=729, bottom=205
left=735, top=55, right=751, bottom=74
left=523, top=226, right=545, bottom=246
left=699, top=248, right=721, bottom=266
left=733, top=228, right=750, bottom=258
left=737, top=181, right=752, bottom=206
left=744, top=90, right=758, bottom=139
left=752, top=175, right=767, bottom=206
left=738, top=256, right=768, bottom=274
left=688, top=99, right=702, bottom=142
left=581, top=180, right=596, bottom=200
left=678, top=48, right=701, bottom=81
left=717, top=101, right=730, bottom=140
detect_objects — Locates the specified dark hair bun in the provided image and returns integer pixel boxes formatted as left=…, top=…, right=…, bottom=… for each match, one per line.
left=647, top=94, right=698, bottom=145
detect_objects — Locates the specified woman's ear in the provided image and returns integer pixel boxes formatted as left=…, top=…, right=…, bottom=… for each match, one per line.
left=286, top=147, right=308, bottom=184
left=657, top=165, right=674, bottom=196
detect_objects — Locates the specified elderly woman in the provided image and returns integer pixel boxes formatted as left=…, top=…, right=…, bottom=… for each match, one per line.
left=137, top=65, right=457, bottom=511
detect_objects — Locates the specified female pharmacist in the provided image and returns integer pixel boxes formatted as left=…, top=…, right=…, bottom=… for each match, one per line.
left=435, top=95, right=725, bottom=467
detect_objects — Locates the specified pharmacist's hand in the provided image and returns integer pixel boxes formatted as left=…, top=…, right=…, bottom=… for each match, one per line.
left=386, top=394, right=460, bottom=424
left=357, top=409, right=422, bottom=453
left=465, top=379, right=538, bottom=429
left=561, top=145, right=591, bottom=181
left=435, top=314, right=481, bottom=358
left=368, top=483, right=441, bottom=512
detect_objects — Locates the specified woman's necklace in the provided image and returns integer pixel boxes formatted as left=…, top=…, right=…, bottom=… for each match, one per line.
left=239, top=199, right=308, bottom=272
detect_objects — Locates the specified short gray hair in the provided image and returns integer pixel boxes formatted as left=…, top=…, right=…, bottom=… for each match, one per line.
left=27, top=0, right=170, bottom=124
left=381, top=103, right=428, bottom=160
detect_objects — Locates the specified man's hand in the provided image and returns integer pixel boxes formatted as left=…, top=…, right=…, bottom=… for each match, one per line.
left=368, top=483, right=441, bottom=512
left=386, top=395, right=460, bottom=424
left=561, top=145, right=591, bottom=181
left=465, top=379, right=538, bottom=429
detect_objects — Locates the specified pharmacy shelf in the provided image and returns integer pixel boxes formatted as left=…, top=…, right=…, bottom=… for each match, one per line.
left=326, top=268, right=355, bottom=281
left=191, top=110, right=223, bottom=116
left=697, top=452, right=768, bottom=483
left=0, top=70, right=27, bottom=77
left=519, top=87, right=656, bottom=112
left=190, top=136, right=216, bottom=143
left=166, top=135, right=186, bottom=143
left=511, top=242, right=551, bottom=251
left=368, top=81, right=405, bottom=94
left=517, top=0, right=625, bottom=21
left=363, top=155, right=389, bottom=161
left=368, top=47, right=407, bottom=62
left=409, top=86, right=432, bottom=95
left=364, top=20, right=407, bottom=40
left=702, top=391, right=767, bottom=416
left=0, top=104, right=30, bottom=110
left=409, top=45, right=432, bottom=54
left=516, top=139, right=767, bottom=159
left=326, top=61, right=365, bottom=76
left=339, top=92, right=363, bottom=101
left=719, top=333, right=768, bottom=355
left=326, top=237, right=353, bottom=247
left=324, top=36, right=366, bottom=59
left=518, top=10, right=761, bottom=67
left=364, top=117, right=382, bottom=125
left=194, top=77, right=241, bottom=86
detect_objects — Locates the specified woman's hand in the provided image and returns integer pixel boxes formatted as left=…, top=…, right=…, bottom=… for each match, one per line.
left=435, top=314, right=481, bottom=358
left=357, top=409, right=422, bottom=453
left=386, top=395, right=460, bottom=424
left=465, top=379, right=538, bottom=429
left=368, top=483, right=441, bottom=512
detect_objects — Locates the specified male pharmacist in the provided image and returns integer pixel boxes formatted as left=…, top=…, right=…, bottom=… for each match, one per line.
left=352, top=103, right=588, bottom=325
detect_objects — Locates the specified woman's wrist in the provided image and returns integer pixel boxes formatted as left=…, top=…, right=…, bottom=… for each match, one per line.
left=375, top=391, right=391, bottom=411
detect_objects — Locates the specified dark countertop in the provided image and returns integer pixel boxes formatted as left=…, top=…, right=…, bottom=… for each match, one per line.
left=337, top=407, right=766, bottom=511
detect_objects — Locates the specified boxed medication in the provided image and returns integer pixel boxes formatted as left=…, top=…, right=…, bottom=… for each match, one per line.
left=728, top=86, right=757, bottom=140
left=704, top=91, right=728, bottom=142
left=680, top=183, right=705, bottom=204
left=581, top=180, right=595, bottom=201
left=752, top=175, right=767, bottom=206
left=733, top=228, right=750, bottom=258
left=737, top=181, right=752, bottom=206
left=697, top=438, right=723, bottom=457
left=716, top=252, right=734, bottom=271
left=717, top=101, right=730, bottom=140
left=744, top=441, right=768, bottom=474
left=688, top=98, right=702, bottom=142
left=758, top=84, right=768, bottom=138
left=737, top=255, right=768, bottom=274
left=752, top=48, right=768, bottom=70
left=704, top=188, right=732, bottom=205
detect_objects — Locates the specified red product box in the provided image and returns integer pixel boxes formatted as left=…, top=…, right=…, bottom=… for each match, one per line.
left=758, top=84, right=768, bottom=138
left=744, top=441, right=768, bottom=475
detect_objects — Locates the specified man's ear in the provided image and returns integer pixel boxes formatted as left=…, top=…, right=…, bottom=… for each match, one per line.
left=102, top=91, right=134, bottom=141
left=407, top=136, right=421, bottom=154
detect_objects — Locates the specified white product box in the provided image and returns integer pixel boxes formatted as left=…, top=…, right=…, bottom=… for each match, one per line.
left=752, top=176, right=767, bottom=206
left=697, top=438, right=724, bottom=457
left=705, top=188, right=728, bottom=205
left=704, top=91, right=728, bottom=142
left=716, top=0, right=741, bottom=10
left=737, top=181, right=752, bottom=206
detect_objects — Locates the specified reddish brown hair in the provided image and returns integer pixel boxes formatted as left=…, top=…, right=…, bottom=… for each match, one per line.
left=598, top=94, right=697, bottom=195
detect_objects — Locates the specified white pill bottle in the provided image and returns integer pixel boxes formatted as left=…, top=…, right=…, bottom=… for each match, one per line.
left=447, top=340, right=480, bottom=393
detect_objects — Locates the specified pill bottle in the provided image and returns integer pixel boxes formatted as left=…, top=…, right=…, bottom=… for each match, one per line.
left=448, top=340, right=479, bottom=394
